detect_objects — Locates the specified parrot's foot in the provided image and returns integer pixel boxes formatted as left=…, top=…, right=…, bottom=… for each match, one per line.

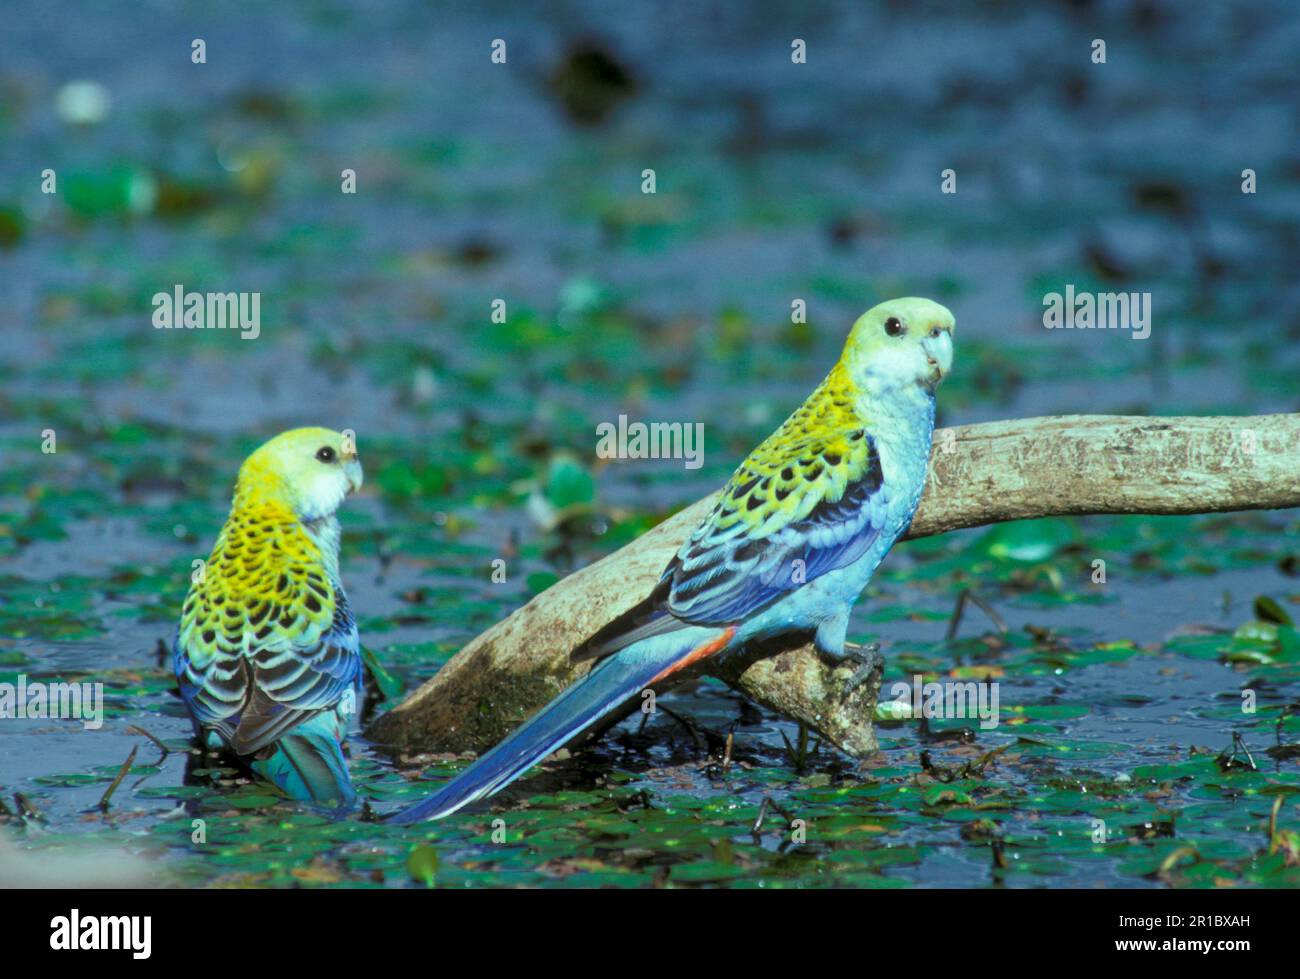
left=827, top=641, right=882, bottom=694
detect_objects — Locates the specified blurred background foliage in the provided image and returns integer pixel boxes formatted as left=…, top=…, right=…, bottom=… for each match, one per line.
left=1, top=0, right=1299, bottom=887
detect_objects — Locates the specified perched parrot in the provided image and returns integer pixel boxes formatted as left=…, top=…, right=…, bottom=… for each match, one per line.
left=390, top=297, right=955, bottom=824
left=174, top=427, right=365, bottom=807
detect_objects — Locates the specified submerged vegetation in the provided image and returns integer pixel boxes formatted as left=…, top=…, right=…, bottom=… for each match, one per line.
left=2, top=1, right=1299, bottom=887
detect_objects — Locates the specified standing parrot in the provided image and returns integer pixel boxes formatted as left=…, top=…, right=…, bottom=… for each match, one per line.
left=390, top=297, right=955, bottom=824
left=174, top=427, right=365, bottom=807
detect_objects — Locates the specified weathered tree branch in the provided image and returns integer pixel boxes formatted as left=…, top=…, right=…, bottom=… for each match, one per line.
left=367, top=414, right=1300, bottom=759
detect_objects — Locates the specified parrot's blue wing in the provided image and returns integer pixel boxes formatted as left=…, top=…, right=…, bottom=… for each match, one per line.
left=174, top=595, right=363, bottom=756
left=578, top=429, right=888, bottom=660
left=668, top=439, right=888, bottom=623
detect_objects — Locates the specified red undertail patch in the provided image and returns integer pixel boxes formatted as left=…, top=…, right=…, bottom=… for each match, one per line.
left=649, top=627, right=738, bottom=685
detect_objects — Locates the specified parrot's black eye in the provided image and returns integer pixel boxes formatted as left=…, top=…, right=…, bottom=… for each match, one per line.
left=884, top=317, right=904, bottom=337
left=316, top=446, right=337, bottom=463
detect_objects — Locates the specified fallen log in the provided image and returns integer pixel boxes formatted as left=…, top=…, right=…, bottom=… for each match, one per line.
left=367, top=413, right=1300, bottom=759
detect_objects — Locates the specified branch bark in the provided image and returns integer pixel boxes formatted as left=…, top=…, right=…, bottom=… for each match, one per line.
left=367, top=414, right=1300, bottom=759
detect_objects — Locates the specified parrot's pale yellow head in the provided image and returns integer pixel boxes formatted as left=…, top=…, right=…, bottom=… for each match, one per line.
left=237, top=427, right=363, bottom=522
left=841, top=297, right=955, bottom=395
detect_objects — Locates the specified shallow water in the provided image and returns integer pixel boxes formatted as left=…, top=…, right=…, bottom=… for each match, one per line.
left=1, top=0, right=1299, bottom=887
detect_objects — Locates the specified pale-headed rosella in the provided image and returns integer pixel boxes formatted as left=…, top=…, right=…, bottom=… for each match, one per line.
left=174, top=427, right=364, bottom=807
left=390, top=297, right=955, bottom=822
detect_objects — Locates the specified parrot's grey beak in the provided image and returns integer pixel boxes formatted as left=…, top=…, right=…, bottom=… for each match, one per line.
left=343, top=457, right=364, bottom=495
left=922, top=328, right=954, bottom=385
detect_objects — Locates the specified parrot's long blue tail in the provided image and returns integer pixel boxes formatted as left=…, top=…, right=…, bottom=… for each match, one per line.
left=388, top=628, right=735, bottom=824
left=251, top=714, right=356, bottom=808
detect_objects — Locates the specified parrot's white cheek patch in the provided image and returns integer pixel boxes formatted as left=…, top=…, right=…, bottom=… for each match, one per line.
left=859, top=345, right=931, bottom=393
left=297, top=471, right=350, bottom=521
